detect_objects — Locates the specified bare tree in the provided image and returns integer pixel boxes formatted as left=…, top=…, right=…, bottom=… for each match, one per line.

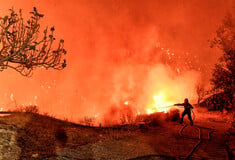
left=0, top=7, right=66, bottom=76
left=196, top=83, right=205, bottom=105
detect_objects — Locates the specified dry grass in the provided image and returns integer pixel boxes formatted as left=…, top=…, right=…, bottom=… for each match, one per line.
left=195, top=106, right=234, bottom=123
left=0, top=112, right=138, bottom=159
left=0, top=113, right=30, bottom=128
left=135, top=109, right=180, bottom=127
left=0, top=106, right=233, bottom=159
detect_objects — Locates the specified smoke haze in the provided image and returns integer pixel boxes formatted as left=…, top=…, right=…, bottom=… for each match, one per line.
left=0, top=0, right=234, bottom=122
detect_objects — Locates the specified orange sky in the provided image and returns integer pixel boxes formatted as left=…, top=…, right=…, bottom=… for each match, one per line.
left=0, top=0, right=234, bottom=122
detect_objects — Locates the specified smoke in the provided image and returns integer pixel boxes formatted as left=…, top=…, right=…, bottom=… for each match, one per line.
left=0, top=0, right=234, bottom=122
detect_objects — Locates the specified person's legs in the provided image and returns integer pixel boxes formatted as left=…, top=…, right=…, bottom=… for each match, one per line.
left=187, top=111, right=193, bottom=126
left=180, top=111, right=186, bottom=124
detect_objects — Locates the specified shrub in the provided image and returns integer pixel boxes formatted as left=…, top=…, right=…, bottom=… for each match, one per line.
left=166, top=108, right=180, bottom=121
left=11, top=105, right=39, bottom=113
left=24, top=105, right=39, bottom=113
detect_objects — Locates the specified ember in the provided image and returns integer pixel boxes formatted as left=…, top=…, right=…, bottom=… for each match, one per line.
left=0, top=0, right=232, bottom=124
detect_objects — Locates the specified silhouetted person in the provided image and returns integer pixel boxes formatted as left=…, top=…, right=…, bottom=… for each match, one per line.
left=174, top=98, right=194, bottom=126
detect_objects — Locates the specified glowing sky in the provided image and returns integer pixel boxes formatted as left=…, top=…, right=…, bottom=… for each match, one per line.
left=0, top=0, right=234, bottom=121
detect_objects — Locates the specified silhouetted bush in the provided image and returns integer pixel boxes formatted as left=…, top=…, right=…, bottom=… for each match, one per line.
left=24, top=105, right=39, bottom=113
left=166, top=108, right=180, bottom=121
left=10, top=105, right=39, bottom=113
left=136, top=112, right=166, bottom=127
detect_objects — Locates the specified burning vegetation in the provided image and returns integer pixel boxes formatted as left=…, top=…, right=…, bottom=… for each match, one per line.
left=0, top=1, right=234, bottom=159
left=0, top=0, right=233, bottom=126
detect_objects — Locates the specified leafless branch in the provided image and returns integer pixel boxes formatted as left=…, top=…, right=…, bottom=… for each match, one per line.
left=0, top=7, right=66, bottom=76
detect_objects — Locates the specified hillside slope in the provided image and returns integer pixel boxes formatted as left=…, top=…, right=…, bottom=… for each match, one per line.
left=0, top=109, right=234, bottom=160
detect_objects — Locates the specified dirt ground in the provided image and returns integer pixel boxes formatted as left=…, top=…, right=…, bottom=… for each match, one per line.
left=0, top=107, right=234, bottom=160
left=56, top=107, right=234, bottom=160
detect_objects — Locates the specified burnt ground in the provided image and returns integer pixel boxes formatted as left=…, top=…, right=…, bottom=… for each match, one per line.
left=0, top=107, right=234, bottom=160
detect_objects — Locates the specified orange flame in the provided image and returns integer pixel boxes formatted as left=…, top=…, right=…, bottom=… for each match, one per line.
left=146, top=92, right=174, bottom=114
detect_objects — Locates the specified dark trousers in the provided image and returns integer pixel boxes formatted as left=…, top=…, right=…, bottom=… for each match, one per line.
left=180, top=109, right=193, bottom=125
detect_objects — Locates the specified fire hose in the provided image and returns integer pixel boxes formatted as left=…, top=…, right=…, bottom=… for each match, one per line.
left=179, top=124, right=216, bottom=160
left=131, top=109, right=226, bottom=160
left=129, top=123, right=217, bottom=160
left=191, top=110, right=195, bottom=121
left=177, top=108, right=220, bottom=160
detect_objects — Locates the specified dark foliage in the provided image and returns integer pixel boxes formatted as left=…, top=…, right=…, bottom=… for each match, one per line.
left=200, top=92, right=233, bottom=111
left=210, top=13, right=235, bottom=108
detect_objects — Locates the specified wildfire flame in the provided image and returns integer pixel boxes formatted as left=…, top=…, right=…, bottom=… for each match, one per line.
left=124, top=101, right=129, bottom=105
left=146, top=92, right=174, bottom=114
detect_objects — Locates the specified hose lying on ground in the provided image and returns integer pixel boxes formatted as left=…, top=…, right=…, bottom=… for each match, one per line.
left=128, top=154, right=177, bottom=160
left=179, top=124, right=216, bottom=160
left=129, top=124, right=216, bottom=160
